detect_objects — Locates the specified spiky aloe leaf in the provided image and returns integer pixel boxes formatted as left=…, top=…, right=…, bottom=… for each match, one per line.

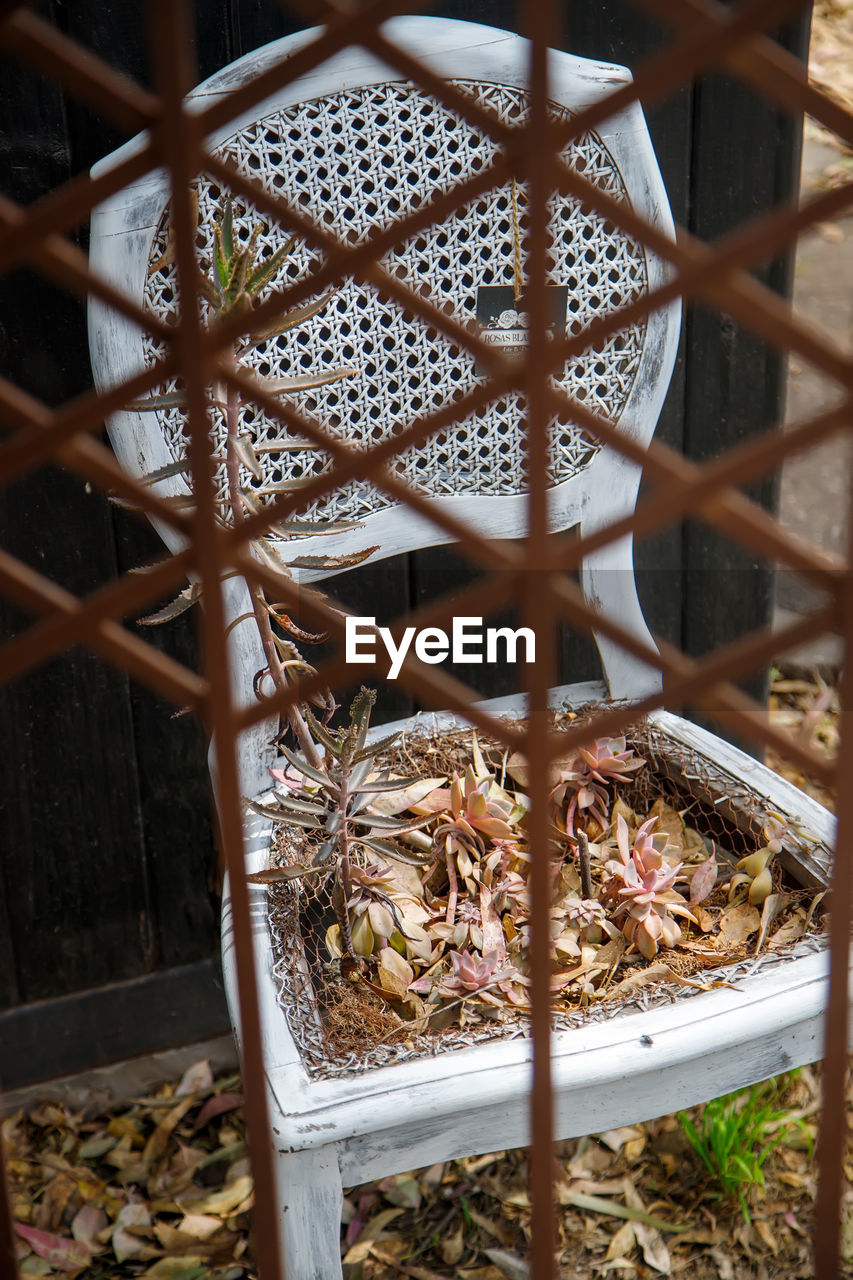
left=229, top=432, right=263, bottom=479
left=245, top=242, right=289, bottom=296
left=227, top=225, right=261, bottom=304
left=349, top=812, right=435, bottom=835
left=265, top=794, right=327, bottom=817
left=250, top=805, right=319, bottom=829
left=127, top=391, right=189, bottom=412
left=349, top=756, right=378, bottom=791
left=139, top=582, right=202, bottom=625
left=221, top=198, right=234, bottom=260
left=139, top=456, right=192, bottom=485
left=277, top=742, right=331, bottom=790
left=349, top=776, right=419, bottom=794
left=272, top=518, right=364, bottom=537
left=259, top=599, right=327, bottom=643
left=225, top=246, right=248, bottom=303
left=253, top=436, right=318, bottom=452
left=247, top=862, right=329, bottom=884
left=288, top=547, right=379, bottom=571
left=213, top=221, right=229, bottom=290
left=358, top=837, right=433, bottom=866
left=348, top=687, right=375, bottom=752
left=351, top=730, right=400, bottom=764
left=247, top=287, right=337, bottom=343
left=303, top=707, right=344, bottom=758
left=253, top=537, right=294, bottom=579
left=199, top=274, right=222, bottom=309
left=259, top=367, right=358, bottom=395
left=255, top=478, right=320, bottom=493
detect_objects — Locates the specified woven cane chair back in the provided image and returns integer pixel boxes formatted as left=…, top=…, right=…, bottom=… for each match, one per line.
left=89, top=17, right=680, bottom=583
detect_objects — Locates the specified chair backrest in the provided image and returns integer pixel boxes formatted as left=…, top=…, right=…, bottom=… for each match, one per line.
left=89, top=16, right=680, bottom=735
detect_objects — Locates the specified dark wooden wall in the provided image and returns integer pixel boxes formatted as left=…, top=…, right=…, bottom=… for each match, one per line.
left=0, top=1, right=809, bottom=1089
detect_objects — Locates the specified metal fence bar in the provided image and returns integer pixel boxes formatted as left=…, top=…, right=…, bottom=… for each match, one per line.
left=152, top=2, right=284, bottom=1276
left=525, top=2, right=560, bottom=1275
left=814, top=429, right=853, bottom=1276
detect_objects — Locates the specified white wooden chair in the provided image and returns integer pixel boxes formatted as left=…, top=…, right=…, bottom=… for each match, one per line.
left=89, top=18, right=837, bottom=1279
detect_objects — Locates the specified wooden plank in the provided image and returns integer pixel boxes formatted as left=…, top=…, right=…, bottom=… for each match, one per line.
left=565, top=0, right=692, bottom=665
left=227, top=0, right=301, bottom=57
left=0, top=957, right=229, bottom=1091
left=112, top=518, right=220, bottom=968
left=55, top=0, right=231, bottom=971
left=0, top=15, right=156, bottom=1006
left=681, top=11, right=811, bottom=726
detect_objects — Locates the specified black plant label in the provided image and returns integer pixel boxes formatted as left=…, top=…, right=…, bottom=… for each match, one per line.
left=475, top=285, right=568, bottom=375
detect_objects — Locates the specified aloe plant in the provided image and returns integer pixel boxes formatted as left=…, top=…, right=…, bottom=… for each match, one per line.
left=130, top=192, right=376, bottom=755
left=245, top=688, right=434, bottom=961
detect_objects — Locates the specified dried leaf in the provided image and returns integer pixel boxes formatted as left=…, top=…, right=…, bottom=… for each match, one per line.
left=755, top=893, right=788, bottom=953
left=753, top=1218, right=778, bottom=1254
left=440, top=1222, right=465, bottom=1265
left=368, top=777, right=447, bottom=815
left=603, top=1220, right=637, bottom=1262
left=559, top=1191, right=687, bottom=1233
left=689, top=854, right=717, bottom=905
left=13, top=1224, right=91, bottom=1272
left=376, top=1173, right=422, bottom=1210
left=719, top=903, right=761, bottom=945
left=185, top=1174, right=253, bottom=1217
left=112, top=1201, right=153, bottom=1263
left=138, top=1261, right=208, bottom=1279
left=143, top=1093, right=197, bottom=1166
left=604, top=963, right=717, bottom=1000
left=768, top=910, right=807, bottom=951
left=176, top=1058, right=214, bottom=1097
left=483, top=1248, right=529, bottom=1280
left=377, top=946, right=414, bottom=1000
left=70, top=1205, right=108, bottom=1255
left=193, top=1092, right=245, bottom=1130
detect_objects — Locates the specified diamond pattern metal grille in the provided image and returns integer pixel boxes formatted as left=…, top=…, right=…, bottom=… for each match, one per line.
left=144, top=79, right=649, bottom=521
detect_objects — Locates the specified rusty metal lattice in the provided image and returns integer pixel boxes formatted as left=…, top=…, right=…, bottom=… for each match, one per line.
left=0, top=0, right=852, bottom=1277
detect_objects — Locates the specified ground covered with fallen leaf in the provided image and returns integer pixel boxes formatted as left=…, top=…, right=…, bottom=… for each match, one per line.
left=2, top=1055, right=843, bottom=1279
left=4, top=670, right=849, bottom=1279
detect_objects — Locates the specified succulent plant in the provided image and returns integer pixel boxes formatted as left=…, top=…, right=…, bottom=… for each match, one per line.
left=429, top=767, right=521, bottom=925
left=555, top=736, right=646, bottom=836
left=417, top=948, right=524, bottom=1010
left=603, top=814, right=695, bottom=960
left=246, top=688, right=434, bottom=960
left=729, top=816, right=789, bottom=907
left=130, top=194, right=373, bottom=752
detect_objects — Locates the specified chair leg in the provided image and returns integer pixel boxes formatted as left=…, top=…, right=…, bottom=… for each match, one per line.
left=274, top=1144, right=345, bottom=1280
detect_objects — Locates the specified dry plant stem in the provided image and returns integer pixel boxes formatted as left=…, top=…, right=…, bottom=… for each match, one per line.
left=338, top=774, right=353, bottom=910
left=445, top=846, right=459, bottom=925
left=577, top=829, right=593, bottom=901
left=223, top=372, right=322, bottom=770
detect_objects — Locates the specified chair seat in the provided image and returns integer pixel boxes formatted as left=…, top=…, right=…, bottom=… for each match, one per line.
left=222, top=683, right=840, bottom=1193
